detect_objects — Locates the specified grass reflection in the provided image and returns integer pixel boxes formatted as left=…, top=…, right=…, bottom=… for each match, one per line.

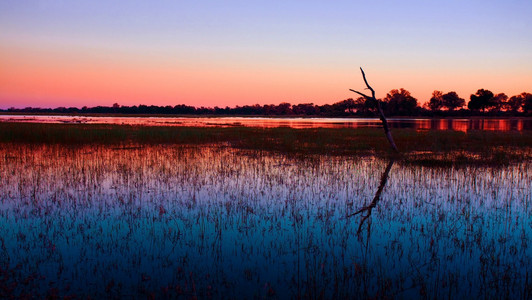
left=0, top=144, right=530, bottom=298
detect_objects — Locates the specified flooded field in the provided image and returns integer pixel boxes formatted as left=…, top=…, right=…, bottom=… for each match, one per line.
left=2, top=115, right=532, bottom=131
left=0, top=143, right=530, bottom=298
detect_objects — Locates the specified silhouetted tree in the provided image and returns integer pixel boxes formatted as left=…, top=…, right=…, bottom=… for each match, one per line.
left=273, top=102, right=292, bottom=115
left=382, top=88, right=418, bottom=116
left=318, top=104, right=334, bottom=116
left=173, top=104, right=196, bottom=114
left=349, top=68, right=398, bottom=152
left=506, top=94, right=524, bottom=113
left=442, top=91, right=465, bottom=111
left=292, top=103, right=318, bottom=115
left=351, top=96, right=376, bottom=115
left=468, top=89, right=494, bottom=112
left=523, top=93, right=532, bottom=115
left=428, top=90, right=443, bottom=112
left=490, top=93, right=508, bottom=112
left=3, top=88, right=531, bottom=116
left=331, top=99, right=359, bottom=115
left=262, top=104, right=275, bottom=115
left=248, top=104, right=264, bottom=115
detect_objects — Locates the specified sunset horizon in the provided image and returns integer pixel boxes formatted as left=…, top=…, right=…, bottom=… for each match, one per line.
left=1, top=1, right=531, bottom=110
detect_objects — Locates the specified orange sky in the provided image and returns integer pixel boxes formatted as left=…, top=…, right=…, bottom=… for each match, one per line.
left=2, top=44, right=530, bottom=109
left=1, top=1, right=531, bottom=109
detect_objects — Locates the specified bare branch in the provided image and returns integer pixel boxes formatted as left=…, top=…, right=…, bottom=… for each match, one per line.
left=359, top=67, right=376, bottom=99
left=348, top=67, right=399, bottom=153
left=349, top=89, right=371, bottom=100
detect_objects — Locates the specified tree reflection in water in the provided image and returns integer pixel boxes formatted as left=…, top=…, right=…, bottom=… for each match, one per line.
left=348, top=159, right=395, bottom=237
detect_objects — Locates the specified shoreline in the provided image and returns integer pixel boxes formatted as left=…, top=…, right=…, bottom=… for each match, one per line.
left=1, top=111, right=531, bottom=120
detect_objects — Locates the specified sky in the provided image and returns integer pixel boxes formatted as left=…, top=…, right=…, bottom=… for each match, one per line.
left=1, top=0, right=531, bottom=109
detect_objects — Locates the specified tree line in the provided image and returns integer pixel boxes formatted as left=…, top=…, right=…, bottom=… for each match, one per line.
left=3, top=89, right=531, bottom=117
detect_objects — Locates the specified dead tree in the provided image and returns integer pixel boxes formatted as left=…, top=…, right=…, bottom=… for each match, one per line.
left=347, top=159, right=395, bottom=235
left=349, top=68, right=399, bottom=152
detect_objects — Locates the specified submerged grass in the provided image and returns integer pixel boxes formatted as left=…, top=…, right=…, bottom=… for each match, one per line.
left=0, top=144, right=530, bottom=298
left=1, top=122, right=531, bottom=166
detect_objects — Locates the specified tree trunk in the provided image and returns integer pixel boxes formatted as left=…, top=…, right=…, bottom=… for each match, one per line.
left=350, top=68, right=399, bottom=153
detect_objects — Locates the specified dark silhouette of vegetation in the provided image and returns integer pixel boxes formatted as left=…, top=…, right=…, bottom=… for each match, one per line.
left=468, top=89, right=495, bottom=112
left=2, top=89, right=531, bottom=117
left=442, top=91, right=465, bottom=111
left=524, top=93, right=532, bottom=114
left=349, top=68, right=399, bottom=152
left=428, top=91, right=444, bottom=112
left=491, top=93, right=508, bottom=112
left=382, top=89, right=418, bottom=116
left=507, top=94, right=525, bottom=113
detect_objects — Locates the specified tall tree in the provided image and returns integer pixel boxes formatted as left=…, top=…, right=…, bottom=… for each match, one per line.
left=332, top=99, right=358, bottom=115
left=506, top=94, right=525, bottom=113
left=490, top=93, right=508, bottom=112
left=468, top=89, right=494, bottom=112
left=523, top=93, right=532, bottom=115
left=292, top=103, right=318, bottom=115
left=353, top=96, right=376, bottom=115
left=273, top=102, right=292, bottom=115
left=441, top=91, right=465, bottom=111
left=382, top=89, right=418, bottom=116
left=428, top=90, right=443, bottom=112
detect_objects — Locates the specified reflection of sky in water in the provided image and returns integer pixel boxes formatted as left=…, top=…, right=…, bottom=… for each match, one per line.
left=1, top=115, right=531, bottom=131
left=0, top=145, right=530, bottom=298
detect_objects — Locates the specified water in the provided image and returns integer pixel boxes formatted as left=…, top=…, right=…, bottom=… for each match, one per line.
left=0, top=144, right=530, bottom=298
left=1, top=115, right=531, bottom=131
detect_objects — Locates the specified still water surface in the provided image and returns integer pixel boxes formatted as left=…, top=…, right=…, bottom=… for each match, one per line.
left=1, top=115, right=531, bottom=131
left=0, top=144, right=530, bottom=298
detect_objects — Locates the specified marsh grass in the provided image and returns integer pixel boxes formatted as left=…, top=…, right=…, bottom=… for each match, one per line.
left=1, top=122, right=531, bottom=166
left=0, top=143, right=530, bottom=298
left=1, top=121, right=531, bottom=297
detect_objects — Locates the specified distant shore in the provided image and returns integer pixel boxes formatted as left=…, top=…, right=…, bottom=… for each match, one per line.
left=1, top=111, right=532, bottom=119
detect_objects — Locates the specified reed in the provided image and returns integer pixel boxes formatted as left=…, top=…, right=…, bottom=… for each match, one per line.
left=1, top=122, right=531, bottom=165
left=0, top=144, right=530, bottom=298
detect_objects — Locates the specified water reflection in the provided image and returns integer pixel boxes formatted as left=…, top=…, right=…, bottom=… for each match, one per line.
left=348, top=159, right=395, bottom=236
left=1, top=115, right=531, bottom=131
left=0, top=144, right=530, bottom=298
left=413, top=118, right=528, bottom=132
